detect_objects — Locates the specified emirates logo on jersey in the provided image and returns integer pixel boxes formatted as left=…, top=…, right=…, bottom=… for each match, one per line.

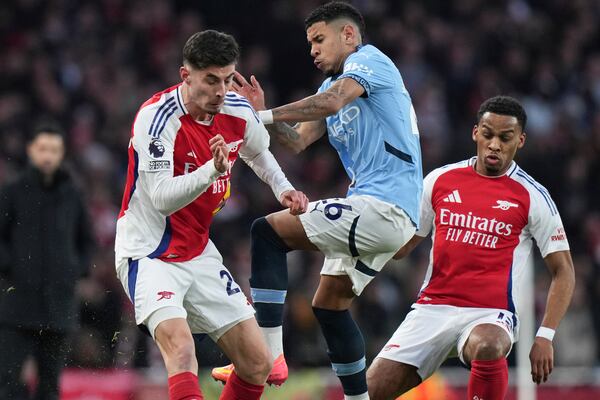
left=440, top=208, right=514, bottom=249
left=439, top=208, right=513, bottom=236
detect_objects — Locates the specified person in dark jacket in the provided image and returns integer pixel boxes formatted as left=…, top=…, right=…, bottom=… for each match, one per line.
left=0, top=124, right=94, bottom=400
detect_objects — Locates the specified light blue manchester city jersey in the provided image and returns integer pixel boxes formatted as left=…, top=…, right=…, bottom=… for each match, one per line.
left=318, top=44, right=423, bottom=226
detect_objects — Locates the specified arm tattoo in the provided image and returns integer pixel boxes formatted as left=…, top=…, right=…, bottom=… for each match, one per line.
left=267, top=122, right=300, bottom=143
left=272, top=92, right=340, bottom=121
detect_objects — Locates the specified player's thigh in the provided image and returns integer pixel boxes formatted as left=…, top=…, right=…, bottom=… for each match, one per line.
left=299, top=196, right=414, bottom=259
left=265, top=209, right=318, bottom=250
left=367, top=357, right=421, bottom=400
left=375, top=305, right=461, bottom=381
left=115, top=257, right=191, bottom=334
left=321, top=249, right=400, bottom=297
left=184, top=241, right=255, bottom=341
left=457, top=308, right=516, bottom=365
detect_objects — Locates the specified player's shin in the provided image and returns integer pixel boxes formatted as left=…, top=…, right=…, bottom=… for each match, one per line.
left=468, top=358, right=508, bottom=400
left=313, top=307, right=369, bottom=399
left=249, top=217, right=291, bottom=360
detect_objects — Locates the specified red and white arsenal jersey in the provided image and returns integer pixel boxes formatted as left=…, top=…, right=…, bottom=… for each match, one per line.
left=415, top=157, right=569, bottom=314
left=116, top=84, right=269, bottom=262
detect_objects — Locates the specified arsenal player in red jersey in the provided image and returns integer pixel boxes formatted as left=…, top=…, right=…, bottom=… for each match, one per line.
left=115, top=30, right=308, bottom=400
left=367, top=96, right=575, bottom=400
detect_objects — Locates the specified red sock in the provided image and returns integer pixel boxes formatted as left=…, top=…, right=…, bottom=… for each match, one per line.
left=219, top=370, right=265, bottom=400
left=168, top=371, right=203, bottom=400
left=468, top=359, right=508, bottom=400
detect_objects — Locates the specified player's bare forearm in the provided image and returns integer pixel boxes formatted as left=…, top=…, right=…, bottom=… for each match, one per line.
left=529, top=250, right=573, bottom=385
left=271, top=78, right=364, bottom=123
left=267, top=120, right=326, bottom=154
left=272, top=92, right=342, bottom=122
left=540, top=250, right=576, bottom=329
left=266, top=123, right=304, bottom=153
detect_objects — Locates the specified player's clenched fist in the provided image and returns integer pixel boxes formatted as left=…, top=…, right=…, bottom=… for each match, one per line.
left=209, top=134, right=230, bottom=173
left=279, top=190, right=309, bottom=215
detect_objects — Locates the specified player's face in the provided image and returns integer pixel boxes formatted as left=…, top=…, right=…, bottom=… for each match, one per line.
left=307, top=21, right=348, bottom=77
left=472, top=112, right=525, bottom=176
left=181, top=64, right=235, bottom=117
left=27, top=133, right=65, bottom=176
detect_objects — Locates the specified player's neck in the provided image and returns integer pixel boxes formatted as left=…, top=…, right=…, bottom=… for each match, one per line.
left=181, top=83, right=213, bottom=122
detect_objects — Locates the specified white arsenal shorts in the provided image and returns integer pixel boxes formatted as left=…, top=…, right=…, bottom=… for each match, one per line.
left=299, top=195, right=415, bottom=295
left=116, top=240, right=254, bottom=341
left=376, top=304, right=518, bottom=380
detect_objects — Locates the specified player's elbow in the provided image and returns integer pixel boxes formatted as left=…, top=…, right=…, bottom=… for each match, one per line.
left=317, top=92, right=345, bottom=116
left=155, top=203, right=175, bottom=216
left=150, top=194, right=176, bottom=216
left=325, top=97, right=345, bottom=116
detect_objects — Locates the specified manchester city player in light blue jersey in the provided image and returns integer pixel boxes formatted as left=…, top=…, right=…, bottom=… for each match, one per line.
left=212, top=2, right=423, bottom=398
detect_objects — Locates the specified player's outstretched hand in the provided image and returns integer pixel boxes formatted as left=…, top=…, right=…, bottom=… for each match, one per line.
left=280, top=190, right=309, bottom=215
left=233, top=71, right=266, bottom=111
left=209, top=134, right=230, bottom=173
left=529, top=337, right=554, bottom=385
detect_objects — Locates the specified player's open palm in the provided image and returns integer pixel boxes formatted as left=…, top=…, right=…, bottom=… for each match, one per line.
left=209, top=135, right=230, bottom=173
left=529, top=337, right=554, bottom=385
left=280, top=190, right=309, bottom=215
left=233, top=71, right=266, bottom=111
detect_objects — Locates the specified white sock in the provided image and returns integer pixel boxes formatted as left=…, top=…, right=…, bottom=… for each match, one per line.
left=261, top=326, right=283, bottom=361
left=344, top=393, right=369, bottom=400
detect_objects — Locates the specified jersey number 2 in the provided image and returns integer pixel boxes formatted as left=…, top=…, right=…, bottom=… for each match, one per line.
left=220, top=270, right=241, bottom=296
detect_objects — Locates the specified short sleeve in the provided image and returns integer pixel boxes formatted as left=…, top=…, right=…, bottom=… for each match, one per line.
left=527, top=189, right=570, bottom=257
left=338, top=49, right=395, bottom=97
left=416, top=171, right=436, bottom=237
left=132, top=106, right=176, bottom=173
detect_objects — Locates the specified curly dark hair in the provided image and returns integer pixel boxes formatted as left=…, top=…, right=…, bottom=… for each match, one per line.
left=304, top=1, right=365, bottom=38
left=183, top=30, right=239, bottom=70
left=477, top=96, right=527, bottom=130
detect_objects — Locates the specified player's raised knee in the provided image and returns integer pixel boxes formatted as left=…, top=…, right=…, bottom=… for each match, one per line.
left=470, top=339, right=507, bottom=361
left=251, top=217, right=271, bottom=238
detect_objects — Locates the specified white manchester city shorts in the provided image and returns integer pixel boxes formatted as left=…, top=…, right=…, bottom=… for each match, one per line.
left=299, top=195, right=415, bottom=295
left=376, top=304, right=518, bottom=380
left=116, top=240, right=254, bottom=341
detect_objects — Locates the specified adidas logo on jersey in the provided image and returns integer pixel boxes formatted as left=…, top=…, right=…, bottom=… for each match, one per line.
left=442, top=190, right=462, bottom=203
left=187, top=151, right=197, bottom=158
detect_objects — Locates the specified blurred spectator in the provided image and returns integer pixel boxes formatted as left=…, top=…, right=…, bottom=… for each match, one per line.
left=0, top=123, right=94, bottom=399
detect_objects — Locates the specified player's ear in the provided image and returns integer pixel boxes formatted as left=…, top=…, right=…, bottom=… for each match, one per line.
left=471, top=124, right=478, bottom=142
left=180, top=65, right=190, bottom=83
left=342, top=24, right=355, bottom=44
left=518, top=131, right=526, bottom=148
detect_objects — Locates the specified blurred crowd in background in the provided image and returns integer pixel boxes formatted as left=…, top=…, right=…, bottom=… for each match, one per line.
left=1, top=0, right=599, bottom=375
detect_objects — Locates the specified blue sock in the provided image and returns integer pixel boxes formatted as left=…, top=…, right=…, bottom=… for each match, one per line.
left=313, top=307, right=368, bottom=396
left=249, top=217, right=291, bottom=327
